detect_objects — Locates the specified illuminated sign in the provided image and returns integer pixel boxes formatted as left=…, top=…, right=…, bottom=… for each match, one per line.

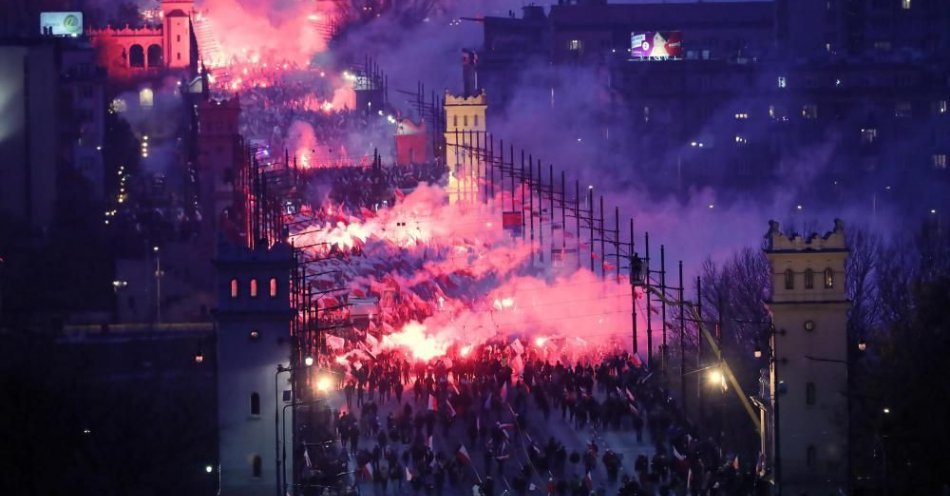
left=40, top=12, right=84, bottom=37
left=630, top=31, right=682, bottom=60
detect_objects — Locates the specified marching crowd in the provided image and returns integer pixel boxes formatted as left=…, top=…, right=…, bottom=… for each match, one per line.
left=297, top=343, right=765, bottom=496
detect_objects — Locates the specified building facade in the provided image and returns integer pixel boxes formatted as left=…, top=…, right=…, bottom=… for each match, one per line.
left=444, top=90, right=487, bottom=204
left=763, top=219, right=850, bottom=495
left=87, top=0, right=193, bottom=79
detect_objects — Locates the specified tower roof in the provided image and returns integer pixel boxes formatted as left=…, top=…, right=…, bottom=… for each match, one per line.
left=764, top=219, right=846, bottom=253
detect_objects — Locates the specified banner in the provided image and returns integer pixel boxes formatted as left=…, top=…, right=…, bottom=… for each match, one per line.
left=630, top=31, right=683, bottom=59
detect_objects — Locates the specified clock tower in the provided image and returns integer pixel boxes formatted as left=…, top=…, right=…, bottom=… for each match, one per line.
left=763, top=219, right=850, bottom=495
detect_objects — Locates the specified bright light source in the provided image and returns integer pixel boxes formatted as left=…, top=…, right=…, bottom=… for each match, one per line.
left=534, top=336, right=548, bottom=347
left=707, top=369, right=726, bottom=389
left=708, top=204, right=715, bottom=209
left=316, top=375, right=332, bottom=393
left=194, top=351, right=204, bottom=364
left=304, top=356, right=314, bottom=367
left=460, top=345, right=472, bottom=357
left=796, top=204, right=803, bottom=210
left=883, top=407, right=890, bottom=414
left=205, top=465, right=213, bottom=473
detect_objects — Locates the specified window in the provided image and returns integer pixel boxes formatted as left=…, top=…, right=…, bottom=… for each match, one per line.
left=463, top=115, right=469, bottom=127
left=474, top=115, right=479, bottom=128
left=269, top=277, right=278, bottom=297
left=806, top=382, right=816, bottom=405
left=230, top=279, right=239, bottom=298
left=453, top=115, right=458, bottom=128
left=249, top=329, right=261, bottom=341
left=802, top=104, right=818, bottom=119
left=282, top=390, right=292, bottom=402
left=935, top=100, right=948, bottom=115
left=734, top=112, right=749, bottom=120
left=902, top=0, right=911, bottom=9
left=873, top=41, right=892, bottom=51
left=895, top=102, right=912, bottom=118
left=177, top=34, right=181, bottom=42
left=824, top=268, right=835, bottom=288
left=252, top=455, right=262, bottom=477
left=933, top=154, right=947, bottom=169
left=784, top=269, right=795, bottom=290
left=643, top=106, right=650, bottom=123
left=804, top=269, right=815, bottom=289
left=777, top=76, right=787, bottom=89
left=735, top=135, right=748, bottom=146
left=177, top=52, right=181, bottom=61
left=569, top=39, right=582, bottom=52
left=249, top=279, right=258, bottom=298
left=860, top=128, right=878, bottom=145
left=250, top=392, right=261, bottom=416
left=129, top=44, right=145, bottom=68
left=806, top=446, right=817, bottom=468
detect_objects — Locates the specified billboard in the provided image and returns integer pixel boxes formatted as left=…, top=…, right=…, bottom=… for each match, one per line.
left=630, top=31, right=682, bottom=60
left=40, top=12, right=84, bottom=37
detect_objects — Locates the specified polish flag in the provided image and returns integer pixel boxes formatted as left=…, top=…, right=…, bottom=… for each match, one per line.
left=500, top=383, right=508, bottom=401
left=428, top=394, right=439, bottom=411
left=457, top=444, right=472, bottom=465
left=304, top=447, right=312, bottom=469
left=359, top=463, right=374, bottom=481
left=405, top=467, right=413, bottom=482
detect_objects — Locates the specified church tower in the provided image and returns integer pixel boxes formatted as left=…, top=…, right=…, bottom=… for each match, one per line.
left=162, top=0, right=193, bottom=69
left=763, top=219, right=850, bottom=495
left=215, top=241, right=295, bottom=496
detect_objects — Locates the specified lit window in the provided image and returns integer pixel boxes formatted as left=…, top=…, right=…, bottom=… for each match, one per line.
left=784, top=269, right=795, bottom=290
left=806, top=382, right=816, bottom=405
left=249, top=329, right=260, bottom=341
left=734, top=112, right=749, bottom=120
left=804, top=269, right=815, bottom=289
left=569, top=39, right=582, bottom=52
left=250, top=392, right=261, bottom=416
left=252, top=455, right=262, bottom=477
left=735, top=135, right=748, bottom=146
left=895, top=102, right=912, bottom=118
left=802, top=104, right=818, bottom=119
left=230, top=279, right=239, bottom=298
left=933, top=154, right=947, bottom=169
left=860, top=128, right=878, bottom=144
left=935, top=100, right=948, bottom=114
left=269, top=277, right=278, bottom=297
left=643, top=106, right=650, bottom=123
left=824, top=268, right=835, bottom=289
left=249, top=279, right=258, bottom=298
left=902, top=0, right=911, bottom=9
left=777, top=76, right=787, bottom=89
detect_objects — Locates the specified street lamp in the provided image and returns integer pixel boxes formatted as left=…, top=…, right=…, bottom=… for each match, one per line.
left=304, top=355, right=314, bottom=367
left=194, top=350, right=204, bottom=364
left=857, top=338, right=867, bottom=352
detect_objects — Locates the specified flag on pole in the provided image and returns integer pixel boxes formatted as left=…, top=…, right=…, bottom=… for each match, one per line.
left=304, top=447, right=312, bottom=469
left=428, top=394, right=439, bottom=411
left=673, top=445, right=686, bottom=462
left=360, top=463, right=374, bottom=481
left=427, top=435, right=434, bottom=450
left=731, top=455, right=740, bottom=471
left=406, top=467, right=413, bottom=482
left=499, top=383, right=508, bottom=402
left=457, top=444, right=472, bottom=465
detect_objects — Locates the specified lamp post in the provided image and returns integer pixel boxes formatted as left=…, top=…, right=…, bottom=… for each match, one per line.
left=153, top=246, right=162, bottom=323
left=274, top=361, right=312, bottom=496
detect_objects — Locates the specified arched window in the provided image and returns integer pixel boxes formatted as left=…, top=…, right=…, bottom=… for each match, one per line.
left=269, top=278, right=278, bottom=298
left=824, top=268, right=835, bottom=288
left=230, top=279, right=239, bottom=298
left=146, top=44, right=162, bottom=67
left=463, top=115, right=469, bottom=127
left=474, top=115, right=480, bottom=128
left=784, top=269, right=794, bottom=290
left=804, top=269, right=815, bottom=289
left=129, top=44, right=145, bottom=68
left=249, top=279, right=258, bottom=298
left=453, top=115, right=458, bottom=128
left=250, top=392, right=261, bottom=416
left=252, top=455, right=262, bottom=477
left=805, top=382, right=816, bottom=405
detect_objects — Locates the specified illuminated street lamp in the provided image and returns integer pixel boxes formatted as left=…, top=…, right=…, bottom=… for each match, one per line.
left=315, top=375, right=333, bottom=394
left=304, top=355, right=314, bottom=367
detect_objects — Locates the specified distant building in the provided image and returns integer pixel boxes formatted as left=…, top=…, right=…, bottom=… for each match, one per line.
left=763, top=219, right=850, bottom=494
left=394, top=118, right=431, bottom=166
left=87, top=0, right=194, bottom=80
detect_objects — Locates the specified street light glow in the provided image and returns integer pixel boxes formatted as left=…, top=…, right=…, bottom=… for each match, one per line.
left=205, top=465, right=213, bottom=473
left=708, top=368, right=727, bottom=389
left=304, top=356, right=314, bottom=367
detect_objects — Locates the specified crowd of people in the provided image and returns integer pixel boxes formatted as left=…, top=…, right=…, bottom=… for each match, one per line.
left=295, top=342, right=766, bottom=496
